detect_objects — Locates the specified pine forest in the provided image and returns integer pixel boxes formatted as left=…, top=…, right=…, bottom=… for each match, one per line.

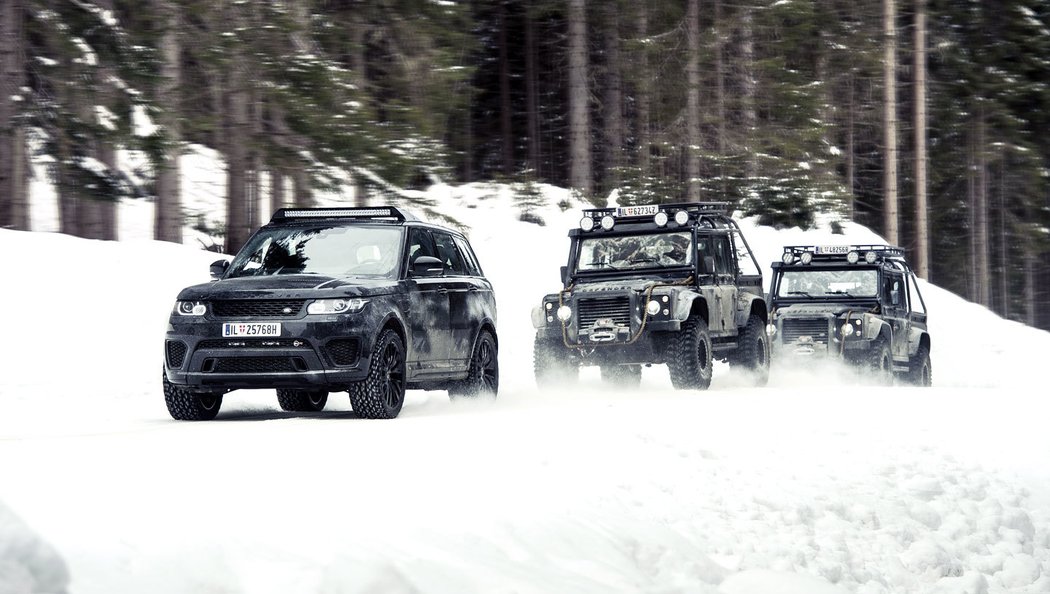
left=1, top=0, right=1049, bottom=330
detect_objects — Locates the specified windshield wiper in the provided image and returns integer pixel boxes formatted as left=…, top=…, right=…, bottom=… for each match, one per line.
left=787, top=290, right=813, bottom=297
left=826, top=290, right=856, bottom=298
left=584, top=261, right=621, bottom=271
left=628, top=256, right=658, bottom=264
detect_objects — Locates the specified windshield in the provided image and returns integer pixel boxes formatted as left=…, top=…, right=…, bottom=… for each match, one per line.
left=576, top=231, right=693, bottom=273
left=776, top=268, right=878, bottom=299
left=226, top=225, right=405, bottom=280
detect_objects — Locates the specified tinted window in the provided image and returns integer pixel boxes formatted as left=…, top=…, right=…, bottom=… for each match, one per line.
left=407, top=227, right=437, bottom=263
left=453, top=236, right=482, bottom=276
left=433, top=231, right=467, bottom=275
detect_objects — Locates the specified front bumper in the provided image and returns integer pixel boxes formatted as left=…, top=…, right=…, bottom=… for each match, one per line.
left=163, top=314, right=373, bottom=391
left=535, top=321, right=680, bottom=366
left=771, top=315, right=873, bottom=359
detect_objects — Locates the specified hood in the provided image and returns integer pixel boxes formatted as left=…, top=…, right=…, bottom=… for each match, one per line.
left=177, top=275, right=398, bottom=301
left=774, top=303, right=871, bottom=317
left=572, top=278, right=669, bottom=294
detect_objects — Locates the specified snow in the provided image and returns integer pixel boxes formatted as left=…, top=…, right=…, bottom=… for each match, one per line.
left=3, top=168, right=1050, bottom=593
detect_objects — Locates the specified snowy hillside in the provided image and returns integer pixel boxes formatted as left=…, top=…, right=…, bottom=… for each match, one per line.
left=2, top=174, right=1050, bottom=594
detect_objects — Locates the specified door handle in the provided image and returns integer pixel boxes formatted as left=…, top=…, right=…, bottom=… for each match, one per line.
left=438, top=288, right=449, bottom=295
left=468, top=286, right=480, bottom=292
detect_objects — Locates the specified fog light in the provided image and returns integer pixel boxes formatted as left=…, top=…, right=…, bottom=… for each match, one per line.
left=841, top=323, right=854, bottom=336
left=557, top=305, right=572, bottom=321
left=646, top=300, right=661, bottom=315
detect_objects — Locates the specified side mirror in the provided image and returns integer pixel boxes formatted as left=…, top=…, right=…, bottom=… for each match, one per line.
left=560, top=265, right=568, bottom=286
left=701, top=256, right=716, bottom=274
left=210, top=259, right=230, bottom=280
left=411, top=256, right=444, bottom=277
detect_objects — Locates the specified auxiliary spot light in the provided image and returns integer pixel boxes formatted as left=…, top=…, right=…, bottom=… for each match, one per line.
left=800, top=252, right=814, bottom=265
left=580, top=217, right=595, bottom=231
left=674, top=211, right=690, bottom=226
left=846, top=251, right=860, bottom=264
left=600, top=215, right=615, bottom=231
left=654, top=212, right=669, bottom=227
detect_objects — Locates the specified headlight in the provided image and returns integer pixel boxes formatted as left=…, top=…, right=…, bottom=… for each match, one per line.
left=840, top=323, right=854, bottom=337
left=646, top=300, right=661, bottom=315
left=175, top=301, right=206, bottom=316
left=767, top=323, right=777, bottom=337
left=557, top=305, right=572, bottom=321
left=307, top=298, right=368, bottom=315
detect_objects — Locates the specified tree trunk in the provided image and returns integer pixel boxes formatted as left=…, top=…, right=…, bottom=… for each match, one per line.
left=499, top=2, right=513, bottom=177
left=0, top=0, right=29, bottom=231
left=998, top=155, right=1007, bottom=317
left=524, top=0, right=539, bottom=177
left=846, top=72, right=855, bottom=219
left=714, top=0, right=726, bottom=199
left=882, top=0, right=899, bottom=245
left=1024, top=243, right=1036, bottom=327
left=293, top=168, right=313, bottom=208
left=635, top=1, right=651, bottom=177
left=967, top=129, right=977, bottom=302
left=271, top=168, right=286, bottom=213
left=154, top=0, right=182, bottom=243
left=226, top=69, right=250, bottom=254
left=685, top=0, right=701, bottom=201
left=975, top=110, right=990, bottom=308
left=913, top=0, right=929, bottom=279
left=567, top=0, right=592, bottom=197
left=602, top=2, right=623, bottom=192
left=741, top=7, right=757, bottom=185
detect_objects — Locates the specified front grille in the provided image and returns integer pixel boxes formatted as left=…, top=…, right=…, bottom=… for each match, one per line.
left=197, top=338, right=311, bottom=350
left=166, top=340, right=187, bottom=368
left=577, top=296, right=631, bottom=328
left=211, top=299, right=306, bottom=318
left=324, top=339, right=360, bottom=366
left=205, top=357, right=306, bottom=373
left=781, top=318, right=830, bottom=343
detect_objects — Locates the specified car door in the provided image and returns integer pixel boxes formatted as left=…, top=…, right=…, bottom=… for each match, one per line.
left=403, top=227, right=452, bottom=376
left=432, top=231, right=483, bottom=372
left=882, top=271, right=909, bottom=360
left=711, top=234, right=738, bottom=337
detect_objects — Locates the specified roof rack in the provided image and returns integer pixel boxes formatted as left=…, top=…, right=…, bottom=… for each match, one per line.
left=779, top=244, right=907, bottom=266
left=270, top=206, right=418, bottom=223
left=577, top=201, right=731, bottom=232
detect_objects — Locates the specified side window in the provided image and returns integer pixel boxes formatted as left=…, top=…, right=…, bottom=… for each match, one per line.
left=433, top=231, right=467, bottom=275
left=697, top=236, right=715, bottom=274
left=407, top=227, right=436, bottom=265
left=884, top=275, right=904, bottom=309
left=453, top=236, right=482, bottom=276
left=907, top=273, right=927, bottom=315
left=713, top=236, right=733, bottom=275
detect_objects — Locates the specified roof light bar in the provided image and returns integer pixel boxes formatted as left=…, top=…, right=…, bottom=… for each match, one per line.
left=271, top=206, right=417, bottom=223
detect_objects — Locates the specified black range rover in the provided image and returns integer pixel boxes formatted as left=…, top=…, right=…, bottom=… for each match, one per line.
left=163, top=207, right=499, bottom=420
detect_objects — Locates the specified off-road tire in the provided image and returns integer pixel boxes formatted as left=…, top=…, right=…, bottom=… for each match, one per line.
left=600, top=365, right=642, bottom=388
left=276, top=389, right=328, bottom=412
left=449, top=330, right=499, bottom=398
left=732, top=314, right=770, bottom=386
left=163, top=373, right=223, bottom=421
left=867, top=337, right=893, bottom=385
left=668, top=317, right=714, bottom=390
left=534, top=334, right=579, bottom=387
left=905, top=345, right=932, bottom=387
left=349, top=330, right=406, bottom=419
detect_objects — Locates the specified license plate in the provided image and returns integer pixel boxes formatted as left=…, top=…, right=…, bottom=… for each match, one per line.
left=222, top=322, right=281, bottom=337
left=816, top=245, right=849, bottom=255
left=616, top=204, right=658, bottom=217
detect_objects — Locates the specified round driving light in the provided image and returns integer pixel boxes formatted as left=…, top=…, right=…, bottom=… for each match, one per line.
left=841, top=323, right=854, bottom=336
left=800, top=252, right=814, bottom=265
left=674, top=210, right=690, bottom=225
left=646, top=300, right=661, bottom=315
left=545, top=302, right=553, bottom=310
left=654, top=212, right=669, bottom=227
left=782, top=252, right=795, bottom=265
left=192, top=304, right=206, bottom=315
left=600, top=215, right=615, bottom=231
left=865, top=251, right=878, bottom=264
left=557, top=305, right=572, bottom=321
left=846, top=251, right=860, bottom=264
left=580, top=217, right=595, bottom=231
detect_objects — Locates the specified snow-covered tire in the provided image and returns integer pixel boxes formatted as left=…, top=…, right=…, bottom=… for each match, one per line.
left=732, top=314, right=770, bottom=386
left=276, top=389, right=328, bottom=412
left=668, top=317, right=713, bottom=390
left=905, top=345, right=932, bottom=387
left=163, top=373, right=222, bottom=421
left=867, top=337, right=893, bottom=385
left=349, top=329, right=406, bottom=419
left=449, top=330, right=499, bottom=398
left=600, top=365, right=642, bottom=388
left=534, top=334, right=578, bottom=387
